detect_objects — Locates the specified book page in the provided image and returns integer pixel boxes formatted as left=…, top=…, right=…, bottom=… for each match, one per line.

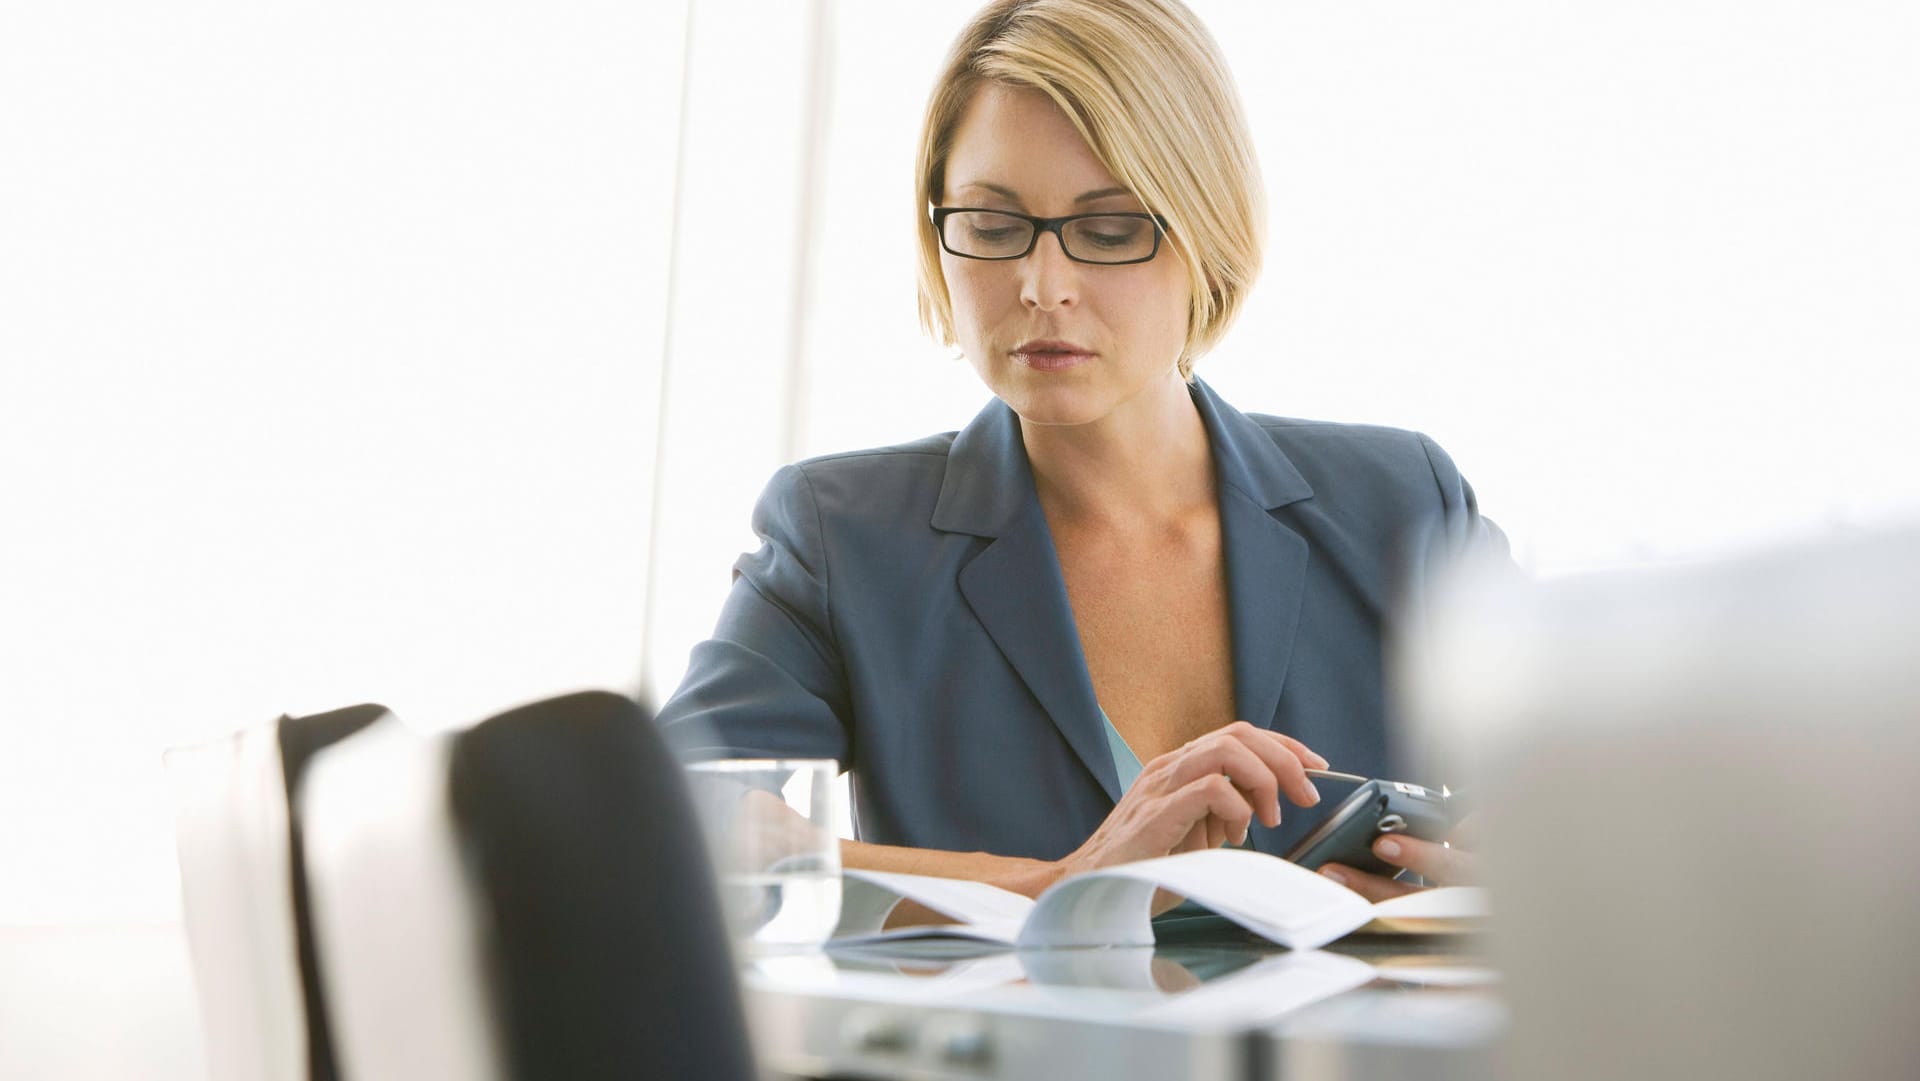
left=1360, top=886, right=1489, bottom=934
left=833, top=856, right=1488, bottom=950
left=1018, top=850, right=1375, bottom=950
left=832, top=869, right=1035, bottom=944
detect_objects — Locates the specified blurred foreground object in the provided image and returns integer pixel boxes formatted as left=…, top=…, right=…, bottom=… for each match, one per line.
left=164, top=703, right=387, bottom=1081
left=1405, top=527, right=1920, bottom=1080
left=172, top=691, right=755, bottom=1081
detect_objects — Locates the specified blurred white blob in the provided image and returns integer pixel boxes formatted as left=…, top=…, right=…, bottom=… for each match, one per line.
left=1402, top=525, right=1920, bottom=1081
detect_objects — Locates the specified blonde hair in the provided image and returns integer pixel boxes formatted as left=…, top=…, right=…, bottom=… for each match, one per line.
left=914, top=0, right=1265, bottom=380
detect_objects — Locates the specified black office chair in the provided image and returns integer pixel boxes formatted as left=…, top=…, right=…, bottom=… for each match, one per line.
left=447, top=691, right=756, bottom=1081
left=299, top=691, right=757, bottom=1081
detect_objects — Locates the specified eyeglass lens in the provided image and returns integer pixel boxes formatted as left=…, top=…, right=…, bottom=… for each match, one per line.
left=941, top=211, right=1156, bottom=263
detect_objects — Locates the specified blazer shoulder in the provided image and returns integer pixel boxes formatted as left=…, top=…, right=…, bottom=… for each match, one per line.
left=1248, top=412, right=1418, bottom=442
left=753, top=433, right=960, bottom=539
left=786, top=433, right=957, bottom=496
left=1246, top=413, right=1434, bottom=468
left=792, top=431, right=957, bottom=473
left=1242, top=413, right=1475, bottom=511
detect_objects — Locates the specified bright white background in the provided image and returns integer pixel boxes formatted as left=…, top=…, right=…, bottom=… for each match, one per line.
left=2, top=1, right=1916, bottom=1073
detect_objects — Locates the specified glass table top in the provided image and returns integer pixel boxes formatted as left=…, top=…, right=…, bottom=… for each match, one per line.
left=742, top=932, right=1499, bottom=1035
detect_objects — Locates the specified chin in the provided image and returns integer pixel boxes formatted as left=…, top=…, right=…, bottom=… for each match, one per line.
left=991, top=377, right=1113, bottom=428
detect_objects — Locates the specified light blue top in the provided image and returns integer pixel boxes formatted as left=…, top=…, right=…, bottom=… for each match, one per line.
left=1101, top=709, right=1144, bottom=793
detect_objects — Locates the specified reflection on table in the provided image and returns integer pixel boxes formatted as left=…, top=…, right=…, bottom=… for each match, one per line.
left=742, top=932, right=1503, bottom=1081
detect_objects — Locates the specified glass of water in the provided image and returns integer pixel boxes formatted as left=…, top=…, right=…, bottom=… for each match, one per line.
left=685, top=758, right=842, bottom=949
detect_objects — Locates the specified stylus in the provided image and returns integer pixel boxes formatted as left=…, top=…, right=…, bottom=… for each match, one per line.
left=1303, top=768, right=1370, bottom=785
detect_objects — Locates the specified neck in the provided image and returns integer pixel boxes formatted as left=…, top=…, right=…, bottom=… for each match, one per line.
left=1020, top=372, right=1214, bottom=526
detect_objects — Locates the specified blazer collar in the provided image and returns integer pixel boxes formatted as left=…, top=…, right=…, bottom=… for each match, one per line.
left=934, top=378, right=1316, bottom=806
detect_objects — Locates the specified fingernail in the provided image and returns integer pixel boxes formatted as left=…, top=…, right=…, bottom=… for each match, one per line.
left=1375, top=837, right=1401, bottom=859
left=1320, top=867, right=1346, bottom=885
left=1308, top=784, right=1321, bottom=805
left=1236, top=827, right=1249, bottom=846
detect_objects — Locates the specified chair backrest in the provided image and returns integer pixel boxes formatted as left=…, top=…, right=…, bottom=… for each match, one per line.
left=299, top=715, right=507, bottom=1081
left=300, top=690, right=757, bottom=1081
left=446, top=690, right=757, bottom=1081
left=1406, top=528, right=1920, bottom=1081
left=165, top=704, right=387, bottom=1081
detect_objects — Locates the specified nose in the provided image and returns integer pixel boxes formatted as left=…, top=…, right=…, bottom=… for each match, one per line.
left=1018, top=228, right=1079, bottom=312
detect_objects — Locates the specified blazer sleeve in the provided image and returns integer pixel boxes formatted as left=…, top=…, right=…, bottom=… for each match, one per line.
left=1415, top=432, right=1509, bottom=558
left=1392, top=431, right=1518, bottom=629
left=655, top=464, right=855, bottom=767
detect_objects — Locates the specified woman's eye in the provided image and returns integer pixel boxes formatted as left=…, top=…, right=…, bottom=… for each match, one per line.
left=969, top=226, right=1022, bottom=242
left=1079, top=218, right=1146, bottom=247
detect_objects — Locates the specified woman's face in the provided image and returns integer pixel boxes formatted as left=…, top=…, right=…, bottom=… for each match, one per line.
left=939, top=83, right=1192, bottom=429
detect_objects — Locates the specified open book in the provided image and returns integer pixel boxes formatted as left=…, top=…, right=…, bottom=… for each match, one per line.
left=835, top=848, right=1485, bottom=952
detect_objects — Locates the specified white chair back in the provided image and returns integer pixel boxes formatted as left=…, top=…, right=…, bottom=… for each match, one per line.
left=298, top=716, right=505, bottom=1081
left=164, top=722, right=312, bottom=1081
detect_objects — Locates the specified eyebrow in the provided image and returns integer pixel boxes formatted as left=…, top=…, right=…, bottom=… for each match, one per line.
left=957, top=182, right=1136, bottom=205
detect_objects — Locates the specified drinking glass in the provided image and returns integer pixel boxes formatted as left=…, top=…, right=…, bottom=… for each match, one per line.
left=685, top=758, right=842, bottom=949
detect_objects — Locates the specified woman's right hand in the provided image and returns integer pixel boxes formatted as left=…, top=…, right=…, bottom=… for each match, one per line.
left=1053, top=720, right=1328, bottom=881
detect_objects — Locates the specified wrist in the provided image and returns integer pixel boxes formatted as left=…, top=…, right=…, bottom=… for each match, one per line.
left=1002, top=856, right=1067, bottom=900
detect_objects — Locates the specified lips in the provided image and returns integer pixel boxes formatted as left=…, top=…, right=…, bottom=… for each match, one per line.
left=1011, top=339, right=1095, bottom=372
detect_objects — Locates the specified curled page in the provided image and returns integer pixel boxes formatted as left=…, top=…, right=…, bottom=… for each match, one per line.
left=834, top=851, right=1487, bottom=952
left=833, top=868, right=1035, bottom=945
left=1020, top=850, right=1376, bottom=950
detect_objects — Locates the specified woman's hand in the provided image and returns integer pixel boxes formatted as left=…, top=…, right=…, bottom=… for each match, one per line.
left=1054, top=721, right=1328, bottom=880
left=1319, top=814, right=1479, bottom=902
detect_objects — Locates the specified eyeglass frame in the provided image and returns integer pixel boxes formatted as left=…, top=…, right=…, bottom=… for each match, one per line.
left=929, top=206, right=1172, bottom=266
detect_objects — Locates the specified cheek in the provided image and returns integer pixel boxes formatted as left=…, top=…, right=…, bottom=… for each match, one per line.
left=942, top=259, right=1009, bottom=341
left=1118, top=265, right=1193, bottom=345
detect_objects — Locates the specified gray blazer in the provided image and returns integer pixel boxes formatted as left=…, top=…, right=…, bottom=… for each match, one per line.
left=657, top=379, right=1499, bottom=859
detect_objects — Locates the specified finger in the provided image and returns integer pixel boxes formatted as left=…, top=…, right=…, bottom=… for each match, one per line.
left=1174, top=821, right=1211, bottom=854
left=1130, top=773, right=1253, bottom=856
left=1372, top=834, right=1476, bottom=886
left=1214, top=736, right=1285, bottom=827
left=1225, top=723, right=1321, bottom=809
left=1161, top=731, right=1284, bottom=827
left=1318, top=862, right=1423, bottom=903
left=1270, top=731, right=1330, bottom=771
left=1176, top=815, right=1221, bottom=853
left=1166, top=772, right=1254, bottom=847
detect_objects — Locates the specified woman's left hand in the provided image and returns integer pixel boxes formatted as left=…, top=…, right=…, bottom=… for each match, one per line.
left=1318, top=815, right=1478, bottom=902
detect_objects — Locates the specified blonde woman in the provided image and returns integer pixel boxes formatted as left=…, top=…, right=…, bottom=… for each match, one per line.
left=659, top=0, right=1499, bottom=904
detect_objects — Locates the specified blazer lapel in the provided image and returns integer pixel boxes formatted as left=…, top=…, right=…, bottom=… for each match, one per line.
left=934, top=399, right=1123, bottom=802
left=1192, top=381, right=1315, bottom=732
left=1219, top=486, right=1310, bottom=730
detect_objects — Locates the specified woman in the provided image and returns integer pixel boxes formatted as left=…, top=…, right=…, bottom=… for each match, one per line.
left=658, top=0, right=1497, bottom=904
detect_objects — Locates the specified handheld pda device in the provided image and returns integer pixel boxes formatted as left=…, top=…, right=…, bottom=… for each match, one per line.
left=1284, top=770, right=1456, bottom=879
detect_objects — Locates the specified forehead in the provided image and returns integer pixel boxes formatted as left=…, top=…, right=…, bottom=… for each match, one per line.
left=943, top=83, right=1129, bottom=209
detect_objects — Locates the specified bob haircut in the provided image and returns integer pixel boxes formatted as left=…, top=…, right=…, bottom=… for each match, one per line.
left=914, top=0, right=1265, bottom=380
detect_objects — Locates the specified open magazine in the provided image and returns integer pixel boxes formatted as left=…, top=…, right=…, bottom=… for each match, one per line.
left=835, top=848, right=1486, bottom=952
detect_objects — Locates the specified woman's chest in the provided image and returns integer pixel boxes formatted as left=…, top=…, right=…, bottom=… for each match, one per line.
left=1055, top=533, right=1237, bottom=762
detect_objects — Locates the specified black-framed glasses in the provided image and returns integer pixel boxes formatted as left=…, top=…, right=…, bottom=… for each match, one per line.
left=930, top=207, right=1169, bottom=265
